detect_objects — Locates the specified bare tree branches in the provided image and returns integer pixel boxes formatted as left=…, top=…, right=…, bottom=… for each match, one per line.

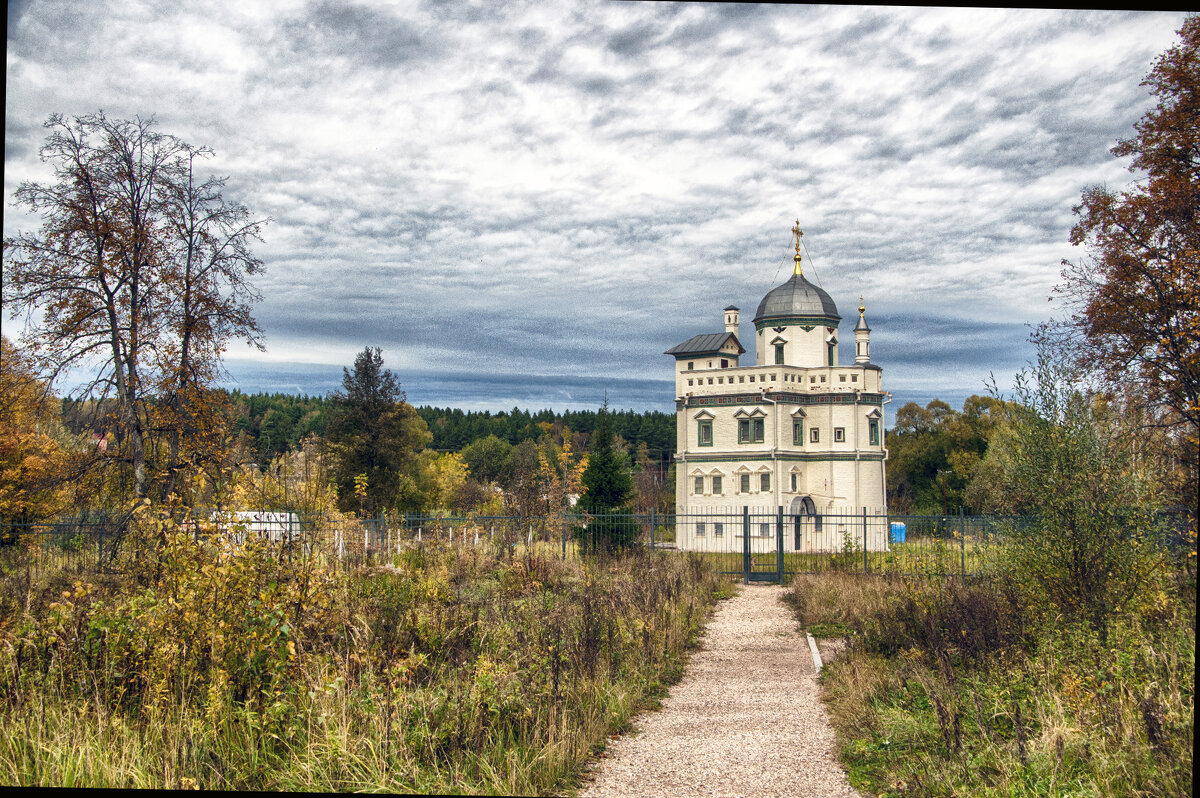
left=3, top=112, right=268, bottom=503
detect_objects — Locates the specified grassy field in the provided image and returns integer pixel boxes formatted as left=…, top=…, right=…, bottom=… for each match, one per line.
left=0, top=519, right=729, bottom=792
left=786, top=571, right=1195, bottom=797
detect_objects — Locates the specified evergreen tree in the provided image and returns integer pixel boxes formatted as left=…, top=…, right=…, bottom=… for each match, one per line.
left=576, top=403, right=634, bottom=550
left=326, top=347, right=430, bottom=515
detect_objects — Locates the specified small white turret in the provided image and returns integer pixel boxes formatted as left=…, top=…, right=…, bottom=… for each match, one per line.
left=854, top=296, right=871, bottom=364
left=724, top=305, right=739, bottom=336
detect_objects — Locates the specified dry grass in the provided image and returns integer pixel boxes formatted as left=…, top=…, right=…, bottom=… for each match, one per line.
left=0, top=520, right=726, bottom=792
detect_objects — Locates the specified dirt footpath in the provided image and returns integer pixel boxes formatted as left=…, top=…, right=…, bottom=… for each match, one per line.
left=578, top=583, right=862, bottom=798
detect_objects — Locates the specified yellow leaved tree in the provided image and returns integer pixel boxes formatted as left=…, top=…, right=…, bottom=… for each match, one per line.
left=0, top=336, right=72, bottom=522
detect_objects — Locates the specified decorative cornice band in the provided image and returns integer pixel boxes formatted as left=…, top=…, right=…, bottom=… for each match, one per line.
left=753, top=315, right=839, bottom=329
left=676, top=452, right=886, bottom=463
left=677, top=392, right=885, bottom=410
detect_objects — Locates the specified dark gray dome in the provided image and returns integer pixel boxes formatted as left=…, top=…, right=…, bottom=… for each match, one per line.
left=753, top=274, right=840, bottom=323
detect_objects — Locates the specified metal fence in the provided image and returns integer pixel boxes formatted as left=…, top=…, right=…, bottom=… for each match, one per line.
left=1, top=507, right=1191, bottom=584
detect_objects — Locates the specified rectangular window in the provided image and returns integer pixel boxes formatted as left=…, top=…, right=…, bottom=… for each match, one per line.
left=694, top=476, right=704, bottom=495
left=687, top=379, right=693, bottom=386
left=759, top=523, right=771, bottom=537
left=827, top=343, right=835, bottom=366
left=839, top=374, right=846, bottom=382
left=774, top=343, right=784, bottom=365
left=852, top=374, right=858, bottom=383
left=714, top=522, right=724, bottom=538
left=809, top=376, right=816, bottom=384
left=815, top=515, right=823, bottom=532
left=740, top=473, right=750, bottom=493
left=790, top=472, right=798, bottom=492
left=712, top=475, right=722, bottom=495
left=760, top=473, right=770, bottom=492
left=793, top=418, right=804, bottom=445
left=697, top=419, right=713, bottom=446
left=869, top=419, right=880, bottom=446
left=834, top=427, right=845, bottom=443
left=688, top=362, right=694, bottom=370
left=810, top=427, right=820, bottom=443
left=752, top=418, right=764, bottom=442
left=696, top=522, right=706, bottom=537
left=738, top=419, right=750, bottom=443
left=739, top=376, right=744, bottom=383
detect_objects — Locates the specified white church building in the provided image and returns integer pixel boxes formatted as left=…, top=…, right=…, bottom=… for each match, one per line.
left=666, top=223, right=889, bottom=552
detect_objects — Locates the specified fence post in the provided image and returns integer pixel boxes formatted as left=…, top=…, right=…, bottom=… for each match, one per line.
left=862, top=507, right=868, bottom=574
left=776, top=505, right=785, bottom=584
left=960, top=506, right=966, bottom=576
left=743, top=506, right=751, bottom=585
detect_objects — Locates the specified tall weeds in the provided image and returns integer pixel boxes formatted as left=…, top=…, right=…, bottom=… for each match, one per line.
left=0, top=517, right=725, bottom=792
left=789, top=572, right=1194, bottom=797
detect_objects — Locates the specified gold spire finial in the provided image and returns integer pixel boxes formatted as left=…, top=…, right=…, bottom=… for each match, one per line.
left=792, top=219, right=803, bottom=275
left=859, top=295, right=865, bottom=316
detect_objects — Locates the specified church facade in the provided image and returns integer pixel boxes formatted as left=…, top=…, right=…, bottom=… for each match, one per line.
left=665, top=223, right=889, bottom=552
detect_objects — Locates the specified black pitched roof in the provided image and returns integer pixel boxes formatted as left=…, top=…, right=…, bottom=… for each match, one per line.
left=664, top=332, right=745, bottom=357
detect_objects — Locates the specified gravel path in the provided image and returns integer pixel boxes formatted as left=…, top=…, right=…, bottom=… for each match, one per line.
left=578, top=584, right=862, bottom=798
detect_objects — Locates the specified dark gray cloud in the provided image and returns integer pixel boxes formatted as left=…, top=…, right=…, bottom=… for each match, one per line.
left=274, top=1, right=438, bottom=68
left=3, top=3, right=1189, bottom=413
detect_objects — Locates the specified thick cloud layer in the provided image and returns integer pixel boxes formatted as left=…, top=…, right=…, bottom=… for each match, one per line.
left=4, top=3, right=1188, bottom=416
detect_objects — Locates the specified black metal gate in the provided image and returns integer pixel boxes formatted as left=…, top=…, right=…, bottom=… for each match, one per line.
left=742, top=507, right=785, bottom=583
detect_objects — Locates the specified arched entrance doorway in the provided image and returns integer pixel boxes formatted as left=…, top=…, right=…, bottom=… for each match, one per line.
left=789, top=495, right=817, bottom=549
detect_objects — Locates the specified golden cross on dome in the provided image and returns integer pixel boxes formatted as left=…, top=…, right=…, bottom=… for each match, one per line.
left=792, top=219, right=803, bottom=276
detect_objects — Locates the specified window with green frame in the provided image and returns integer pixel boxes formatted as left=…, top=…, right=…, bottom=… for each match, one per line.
left=760, top=472, right=770, bottom=492
left=712, top=475, right=722, bottom=494
left=697, top=419, right=713, bottom=446
left=739, top=473, right=751, bottom=493
left=774, top=343, right=784, bottom=364
left=694, top=475, right=704, bottom=494
left=827, top=341, right=836, bottom=366
left=738, top=418, right=764, bottom=443
left=792, top=418, right=804, bottom=445
left=869, top=419, right=880, bottom=446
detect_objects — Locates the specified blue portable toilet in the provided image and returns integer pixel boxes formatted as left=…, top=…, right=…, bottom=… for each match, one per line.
left=890, top=522, right=906, bottom=544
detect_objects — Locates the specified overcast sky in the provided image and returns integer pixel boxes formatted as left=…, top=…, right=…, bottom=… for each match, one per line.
left=4, top=3, right=1190, bottom=418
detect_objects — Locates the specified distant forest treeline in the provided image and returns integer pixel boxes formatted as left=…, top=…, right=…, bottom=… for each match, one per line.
left=221, top=390, right=676, bottom=463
